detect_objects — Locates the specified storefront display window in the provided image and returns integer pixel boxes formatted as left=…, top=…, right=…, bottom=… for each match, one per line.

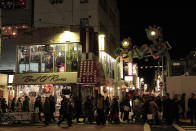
left=17, top=43, right=82, bottom=73
left=30, top=45, right=42, bottom=72
left=16, top=84, right=72, bottom=112
left=54, top=44, right=65, bottom=72
left=100, top=51, right=116, bottom=78
left=42, top=47, right=54, bottom=73
left=18, top=46, right=30, bottom=73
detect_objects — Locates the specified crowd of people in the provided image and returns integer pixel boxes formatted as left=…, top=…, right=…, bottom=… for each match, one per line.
left=1, top=92, right=196, bottom=126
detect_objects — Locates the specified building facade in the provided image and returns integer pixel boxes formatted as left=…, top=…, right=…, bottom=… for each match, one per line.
left=171, top=51, right=196, bottom=76
left=1, top=0, right=121, bottom=107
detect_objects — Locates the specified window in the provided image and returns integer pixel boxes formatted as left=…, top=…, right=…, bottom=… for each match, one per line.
left=80, top=18, right=89, bottom=27
left=17, top=43, right=82, bottom=73
left=80, top=0, right=88, bottom=3
left=99, top=0, right=108, bottom=13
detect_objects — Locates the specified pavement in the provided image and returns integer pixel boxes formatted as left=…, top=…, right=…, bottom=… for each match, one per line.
left=1, top=117, right=194, bottom=131
left=0, top=118, right=180, bottom=131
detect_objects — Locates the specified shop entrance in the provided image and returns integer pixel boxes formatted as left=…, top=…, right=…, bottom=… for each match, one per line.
left=15, top=84, right=75, bottom=113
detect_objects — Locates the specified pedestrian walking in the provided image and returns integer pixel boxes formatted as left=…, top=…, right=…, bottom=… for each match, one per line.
left=104, top=96, right=110, bottom=122
left=66, top=98, right=74, bottom=126
left=96, top=94, right=105, bottom=125
left=1, top=98, right=8, bottom=113
left=188, top=93, right=196, bottom=125
left=120, top=99, right=124, bottom=120
left=58, top=97, right=72, bottom=127
left=22, top=96, right=29, bottom=112
left=44, top=97, right=50, bottom=125
left=172, top=94, right=180, bottom=124
left=16, top=98, right=22, bottom=112
left=74, top=96, right=82, bottom=123
left=83, top=96, right=93, bottom=123
left=11, top=98, right=16, bottom=112
left=123, top=95, right=131, bottom=122
left=163, top=93, right=173, bottom=125
left=34, top=96, right=43, bottom=121
left=180, top=93, right=186, bottom=119
left=49, top=95, right=56, bottom=122
left=109, top=97, right=120, bottom=124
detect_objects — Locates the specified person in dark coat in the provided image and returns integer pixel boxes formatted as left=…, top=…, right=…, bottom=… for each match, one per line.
left=104, top=96, right=110, bottom=122
left=74, top=96, right=82, bottom=123
left=142, top=95, right=150, bottom=122
left=163, top=93, right=173, bottom=125
left=44, top=97, right=50, bottom=125
left=34, top=96, right=43, bottom=121
left=83, top=96, right=93, bottom=123
left=23, top=96, right=29, bottom=112
left=1, top=98, right=8, bottom=113
left=188, top=93, right=196, bottom=125
left=123, top=95, right=131, bottom=122
left=180, top=93, right=186, bottom=119
left=119, top=99, right=124, bottom=120
left=109, top=97, right=120, bottom=124
left=96, top=94, right=105, bottom=125
left=11, top=98, right=16, bottom=112
left=172, top=94, right=180, bottom=124
left=49, top=95, right=56, bottom=122
left=58, top=97, right=73, bottom=127
left=66, top=98, right=74, bottom=126
left=58, top=96, right=68, bottom=125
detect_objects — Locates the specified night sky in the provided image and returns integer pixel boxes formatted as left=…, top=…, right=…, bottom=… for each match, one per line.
left=116, top=2, right=196, bottom=86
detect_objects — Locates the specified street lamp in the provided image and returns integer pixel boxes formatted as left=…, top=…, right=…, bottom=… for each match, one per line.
left=150, top=31, right=156, bottom=36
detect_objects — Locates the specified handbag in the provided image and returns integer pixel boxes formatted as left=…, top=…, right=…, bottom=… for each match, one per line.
left=124, top=105, right=130, bottom=111
left=94, top=110, right=97, bottom=117
left=147, top=114, right=153, bottom=120
left=35, top=107, right=39, bottom=113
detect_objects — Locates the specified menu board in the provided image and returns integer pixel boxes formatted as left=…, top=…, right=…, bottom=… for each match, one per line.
left=79, top=60, right=97, bottom=83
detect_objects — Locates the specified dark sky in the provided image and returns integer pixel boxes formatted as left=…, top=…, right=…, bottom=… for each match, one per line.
left=117, top=4, right=196, bottom=59
left=116, top=2, right=196, bottom=86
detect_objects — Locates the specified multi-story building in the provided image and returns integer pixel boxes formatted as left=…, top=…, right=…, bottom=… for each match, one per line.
left=171, top=51, right=196, bottom=76
left=1, top=0, right=121, bottom=106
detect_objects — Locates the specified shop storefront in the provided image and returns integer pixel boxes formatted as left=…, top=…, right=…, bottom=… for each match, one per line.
left=0, top=73, right=8, bottom=103
left=14, top=27, right=82, bottom=113
left=13, top=72, right=78, bottom=112
left=78, top=59, right=103, bottom=103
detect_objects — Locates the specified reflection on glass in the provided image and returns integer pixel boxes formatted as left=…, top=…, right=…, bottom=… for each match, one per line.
left=42, top=52, right=53, bottom=73
left=18, top=46, right=30, bottom=73
left=17, top=43, right=82, bottom=73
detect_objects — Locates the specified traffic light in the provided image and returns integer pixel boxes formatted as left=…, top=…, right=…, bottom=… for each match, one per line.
left=0, top=0, right=26, bottom=9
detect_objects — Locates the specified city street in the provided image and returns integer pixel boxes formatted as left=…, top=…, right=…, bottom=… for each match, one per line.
left=0, top=123, right=179, bottom=131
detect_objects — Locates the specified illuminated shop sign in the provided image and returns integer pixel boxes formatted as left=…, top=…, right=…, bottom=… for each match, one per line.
left=133, top=64, right=137, bottom=75
left=128, top=62, right=133, bottom=76
left=125, top=76, right=133, bottom=82
left=13, top=72, right=78, bottom=85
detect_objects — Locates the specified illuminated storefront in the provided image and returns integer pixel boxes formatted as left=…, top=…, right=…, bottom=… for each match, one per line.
left=0, top=74, right=8, bottom=102
left=13, top=27, right=81, bottom=112
left=17, top=43, right=82, bottom=73
left=13, top=72, right=78, bottom=111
